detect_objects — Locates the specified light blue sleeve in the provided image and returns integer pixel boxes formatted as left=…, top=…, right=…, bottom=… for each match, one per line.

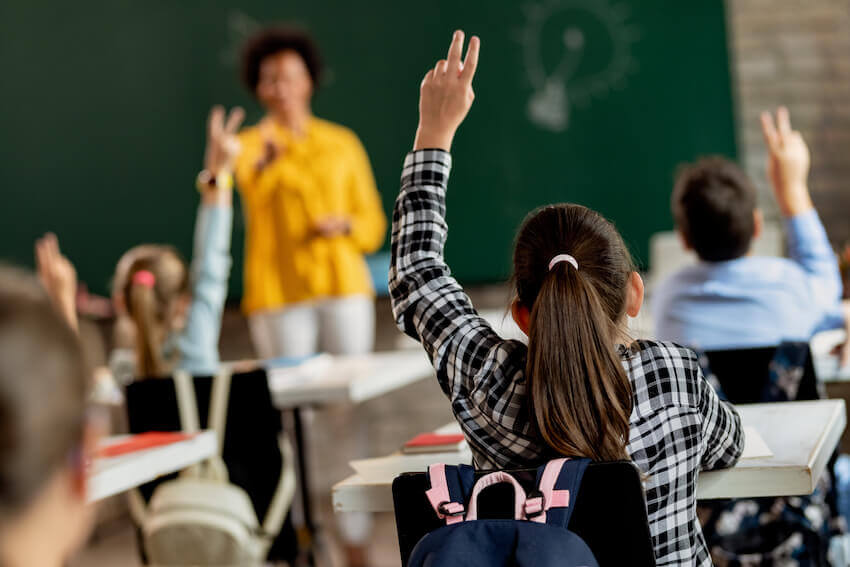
left=785, top=209, right=843, bottom=317
left=177, top=204, right=233, bottom=375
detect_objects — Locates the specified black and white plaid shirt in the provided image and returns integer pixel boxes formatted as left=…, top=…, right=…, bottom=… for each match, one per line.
left=389, top=149, right=744, bottom=566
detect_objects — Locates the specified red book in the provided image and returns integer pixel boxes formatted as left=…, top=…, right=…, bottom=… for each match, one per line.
left=96, top=432, right=194, bottom=458
left=403, top=432, right=466, bottom=454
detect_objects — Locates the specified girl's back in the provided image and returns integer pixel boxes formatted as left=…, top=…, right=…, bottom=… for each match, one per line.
left=388, top=33, right=743, bottom=566
left=390, top=148, right=742, bottom=567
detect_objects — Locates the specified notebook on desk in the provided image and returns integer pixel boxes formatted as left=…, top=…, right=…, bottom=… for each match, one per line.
left=96, top=431, right=195, bottom=458
left=402, top=432, right=466, bottom=454
left=741, top=426, right=772, bottom=459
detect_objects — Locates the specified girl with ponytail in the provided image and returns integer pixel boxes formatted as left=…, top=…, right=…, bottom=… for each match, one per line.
left=38, top=105, right=244, bottom=380
left=110, top=105, right=243, bottom=379
left=390, top=32, right=744, bottom=566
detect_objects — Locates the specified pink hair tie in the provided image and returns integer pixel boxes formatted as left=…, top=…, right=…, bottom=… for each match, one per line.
left=548, top=254, right=579, bottom=271
left=132, top=270, right=156, bottom=288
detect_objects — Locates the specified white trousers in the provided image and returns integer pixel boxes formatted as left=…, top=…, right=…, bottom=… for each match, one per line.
left=249, top=295, right=375, bottom=545
left=248, top=295, right=375, bottom=358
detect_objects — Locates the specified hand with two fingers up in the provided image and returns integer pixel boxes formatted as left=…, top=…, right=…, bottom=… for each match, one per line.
left=414, top=30, right=481, bottom=152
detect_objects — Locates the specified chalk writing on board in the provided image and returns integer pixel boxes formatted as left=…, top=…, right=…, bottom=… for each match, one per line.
left=221, top=11, right=261, bottom=67
left=519, top=0, right=640, bottom=132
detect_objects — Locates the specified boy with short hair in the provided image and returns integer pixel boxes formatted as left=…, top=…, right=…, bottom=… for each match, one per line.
left=653, top=108, right=844, bottom=349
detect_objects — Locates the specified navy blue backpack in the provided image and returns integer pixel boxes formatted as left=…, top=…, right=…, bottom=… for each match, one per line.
left=407, top=458, right=599, bottom=567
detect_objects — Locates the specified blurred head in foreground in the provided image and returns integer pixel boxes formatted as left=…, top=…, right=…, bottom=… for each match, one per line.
left=0, top=267, right=93, bottom=567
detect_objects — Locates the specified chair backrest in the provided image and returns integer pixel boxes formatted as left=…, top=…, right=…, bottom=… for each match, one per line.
left=392, top=461, right=655, bottom=567
left=701, top=342, right=820, bottom=404
left=125, top=368, right=283, bottom=520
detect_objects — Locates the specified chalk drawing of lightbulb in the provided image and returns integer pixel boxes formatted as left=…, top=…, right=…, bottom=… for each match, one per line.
left=520, top=0, right=640, bottom=132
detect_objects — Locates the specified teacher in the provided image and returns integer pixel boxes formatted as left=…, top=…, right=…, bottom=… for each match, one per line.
left=235, top=27, right=387, bottom=359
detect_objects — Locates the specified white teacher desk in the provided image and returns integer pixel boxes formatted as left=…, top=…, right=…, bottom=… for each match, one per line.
left=249, top=348, right=436, bottom=562
left=265, top=349, right=435, bottom=409
left=89, top=430, right=217, bottom=503
left=331, top=399, right=846, bottom=513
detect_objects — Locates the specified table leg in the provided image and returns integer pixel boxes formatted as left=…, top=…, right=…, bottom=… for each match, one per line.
left=292, top=407, right=316, bottom=566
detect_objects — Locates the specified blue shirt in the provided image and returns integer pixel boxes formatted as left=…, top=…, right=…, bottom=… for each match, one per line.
left=177, top=204, right=232, bottom=375
left=652, top=210, right=843, bottom=350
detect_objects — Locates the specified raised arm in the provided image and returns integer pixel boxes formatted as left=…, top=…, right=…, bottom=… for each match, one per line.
left=389, top=32, right=506, bottom=397
left=760, top=108, right=842, bottom=312
left=34, top=233, right=78, bottom=332
left=178, top=106, right=242, bottom=374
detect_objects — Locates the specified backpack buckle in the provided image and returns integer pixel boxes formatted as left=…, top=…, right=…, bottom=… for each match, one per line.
left=524, top=490, right=546, bottom=519
left=437, top=501, right=465, bottom=518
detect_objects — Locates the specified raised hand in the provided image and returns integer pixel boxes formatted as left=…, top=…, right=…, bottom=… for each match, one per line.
left=204, top=105, right=245, bottom=175
left=760, top=107, right=813, bottom=217
left=414, top=30, right=481, bottom=152
left=35, top=233, right=78, bottom=331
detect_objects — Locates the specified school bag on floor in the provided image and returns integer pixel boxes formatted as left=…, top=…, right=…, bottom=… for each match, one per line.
left=407, top=457, right=599, bottom=567
left=128, top=369, right=296, bottom=566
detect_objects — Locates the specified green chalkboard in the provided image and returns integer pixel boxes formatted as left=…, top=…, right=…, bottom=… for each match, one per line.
left=0, top=0, right=736, bottom=296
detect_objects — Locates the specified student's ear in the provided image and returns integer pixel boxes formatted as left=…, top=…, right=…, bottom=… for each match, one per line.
left=112, top=294, right=126, bottom=317
left=677, top=229, right=692, bottom=251
left=626, top=271, right=644, bottom=318
left=753, top=208, right=764, bottom=240
left=511, top=298, right=530, bottom=336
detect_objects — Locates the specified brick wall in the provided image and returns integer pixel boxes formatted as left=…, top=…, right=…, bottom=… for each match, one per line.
left=726, top=0, right=850, bottom=246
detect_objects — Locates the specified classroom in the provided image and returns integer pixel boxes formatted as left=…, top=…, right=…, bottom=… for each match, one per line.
left=3, top=1, right=850, bottom=566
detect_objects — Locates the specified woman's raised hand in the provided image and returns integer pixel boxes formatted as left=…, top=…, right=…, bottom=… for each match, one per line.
left=414, top=30, right=480, bottom=152
left=204, top=105, right=245, bottom=175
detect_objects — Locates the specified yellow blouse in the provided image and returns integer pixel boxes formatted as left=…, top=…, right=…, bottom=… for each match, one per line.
left=235, top=117, right=387, bottom=314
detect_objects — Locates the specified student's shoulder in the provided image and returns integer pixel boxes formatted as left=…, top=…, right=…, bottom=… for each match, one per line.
left=623, top=339, right=704, bottom=406
left=653, top=265, right=704, bottom=300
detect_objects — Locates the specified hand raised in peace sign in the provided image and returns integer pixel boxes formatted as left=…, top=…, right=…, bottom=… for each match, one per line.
left=759, top=107, right=813, bottom=217
left=204, top=105, right=245, bottom=175
left=414, top=30, right=481, bottom=152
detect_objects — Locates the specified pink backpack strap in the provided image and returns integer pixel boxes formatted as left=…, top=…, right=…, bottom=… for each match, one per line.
left=527, top=458, right=572, bottom=524
left=465, top=471, right=528, bottom=521
left=425, top=464, right=466, bottom=525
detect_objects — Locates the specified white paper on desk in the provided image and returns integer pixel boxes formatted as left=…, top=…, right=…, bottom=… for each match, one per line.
left=741, top=426, right=773, bottom=459
left=350, top=447, right=472, bottom=482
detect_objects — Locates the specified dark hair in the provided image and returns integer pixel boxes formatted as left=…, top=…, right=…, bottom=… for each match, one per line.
left=241, top=26, right=323, bottom=93
left=672, top=157, right=757, bottom=262
left=512, top=204, right=634, bottom=462
left=0, top=267, right=88, bottom=517
left=117, top=246, right=189, bottom=377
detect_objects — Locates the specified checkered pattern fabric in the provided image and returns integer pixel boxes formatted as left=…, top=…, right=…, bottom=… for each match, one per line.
left=389, top=149, right=744, bottom=566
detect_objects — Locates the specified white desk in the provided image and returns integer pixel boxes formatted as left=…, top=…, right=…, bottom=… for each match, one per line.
left=331, top=400, right=846, bottom=513
left=266, top=349, right=435, bottom=409
left=88, top=431, right=217, bottom=503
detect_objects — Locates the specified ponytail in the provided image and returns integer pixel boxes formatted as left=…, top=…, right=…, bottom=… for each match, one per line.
left=513, top=204, right=635, bottom=463
left=118, top=247, right=189, bottom=379
left=128, top=281, right=166, bottom=377
left=526, top=265, right=632, bottom=461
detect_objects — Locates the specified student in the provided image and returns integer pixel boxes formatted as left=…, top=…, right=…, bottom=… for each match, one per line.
left=389, top=31, right=744, bottom=566
left=653, top=108, right=844, bottom=350
left=0, top=267, right=95, bottom=567
left=106, top=105, right=242, bottom=380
